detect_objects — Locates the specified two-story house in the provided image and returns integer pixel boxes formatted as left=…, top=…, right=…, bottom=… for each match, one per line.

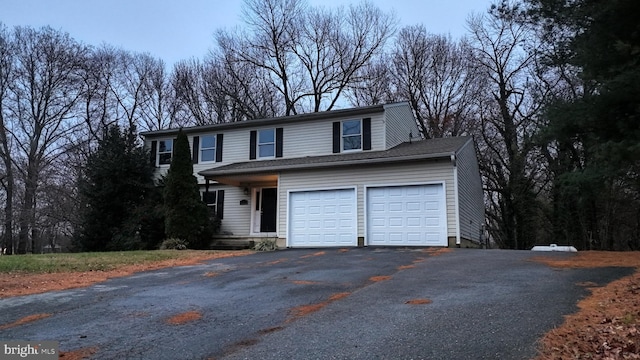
left=141, top=102, right=484, bottom=248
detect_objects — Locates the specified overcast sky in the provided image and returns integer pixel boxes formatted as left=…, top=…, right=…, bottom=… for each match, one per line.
left=2, top=0, right=491, bottom=68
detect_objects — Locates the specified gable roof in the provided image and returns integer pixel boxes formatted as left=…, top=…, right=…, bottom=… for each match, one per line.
left=140, top=103, right=409, bottom=138
left=199, top=136, right=472, bottom=178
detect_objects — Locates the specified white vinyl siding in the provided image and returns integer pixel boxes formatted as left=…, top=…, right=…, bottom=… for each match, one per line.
left=455, top=140, right=485, bottom=243
left=279, top=160, right=456, bottom=242
left=384, top=103, right=421, bottom=149
left=201, top=185, right=251, bottom=236
left=146, top=110, right=391, bottom=184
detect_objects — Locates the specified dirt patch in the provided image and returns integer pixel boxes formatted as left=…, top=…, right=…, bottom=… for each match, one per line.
left=266, top=259, right=287, bottom=265
left=422, top=248, right=452, bottom=256
left=398, top=264, right=415, bottom=270
left=203, top=271, right=220, bottom=277
left=291, top=280, right=321, bottom=285
left=369, top=275, right=392, bottom=282
left=530, top=251, right=640, bottom=268
left=166, top=310, right=202, bottom=325
left=339, top=249, right=349, bottom=253
left=328, top=292, right=350, bottom=301
left=0, top=313, right=52, bottom=330
left=0, top=251, right=250, bottom=299
left=300, top=251, right=326, bottom=259
left=59, top=346, right=98, bottom=360
left=288, top=292, right=351, bottom=321
left=405, top=298, right=432, bottom=305
left=533, top=251, right=640, bottom=359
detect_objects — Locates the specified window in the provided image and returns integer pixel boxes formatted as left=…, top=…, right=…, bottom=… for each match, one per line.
left=200, top=135, right=216, bottom=162
left=342, top=120, right=362, bottom=151
left=158, top=139, right=173, bottom=165
left=202, top=190, right=224, bottom=219
left=258, top=129, right=275, bottom=158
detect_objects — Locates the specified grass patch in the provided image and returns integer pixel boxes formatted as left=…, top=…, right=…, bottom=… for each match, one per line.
left=0, top=250, right=239, bottom=274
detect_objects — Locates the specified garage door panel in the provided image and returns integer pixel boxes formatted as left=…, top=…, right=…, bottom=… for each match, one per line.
left=289, top=189, right=356, bottom=247
left=367, top=185, right=447, bottom=246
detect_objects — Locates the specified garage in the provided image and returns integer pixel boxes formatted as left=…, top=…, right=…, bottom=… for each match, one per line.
left=288, top=189, right=357, bottom=247
left=367, top=184, right=447, bottom=246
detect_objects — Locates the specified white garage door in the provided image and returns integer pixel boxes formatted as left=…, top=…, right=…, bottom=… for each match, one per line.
left=289, top=189, right=357, bottom=247
left=367, top=184, right=447, bottom=246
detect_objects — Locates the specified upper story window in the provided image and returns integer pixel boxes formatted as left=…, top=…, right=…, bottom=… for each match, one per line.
left=200, top=135, right=216, bottom=162
left=342, top=120, right=362, bottom=151
left=333, top=118, right=370, bottom=154
left=258, top=129, right=275, bottom=158
left=250, top=128, right=282, bottom=160
left=158, top=139, right=173, bottom=165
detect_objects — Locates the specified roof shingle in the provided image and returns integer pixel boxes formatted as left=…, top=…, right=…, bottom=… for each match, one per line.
left=199, top=136, right=471, bottom=178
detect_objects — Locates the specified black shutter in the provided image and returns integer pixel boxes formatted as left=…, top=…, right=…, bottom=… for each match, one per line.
left=249, top=131, right=257, bottom=160
left=216, top=134, right=224, bottom=162
left=150, top=140, right=157, bottom=167
left=275, top=128, right=283, bottom=158
left=332, top=122, right=340, bottom=153
left=192, top=136, right=199, bottom=164
left=216, top=190, right=225, bottom=219
left=363, top=118, right=371, bottom=150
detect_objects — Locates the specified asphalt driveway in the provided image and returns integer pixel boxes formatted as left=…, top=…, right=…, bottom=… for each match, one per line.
left=0, top=248, right=632, bottom=359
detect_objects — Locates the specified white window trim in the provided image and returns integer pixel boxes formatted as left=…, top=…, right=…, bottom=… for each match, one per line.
left=157, top=138, right=173, bottom=166
left=200, top=134, right=217, bottom=164
left=341, top=119, right=362, bottom=152
left=258, top=128, right=276, bottom=159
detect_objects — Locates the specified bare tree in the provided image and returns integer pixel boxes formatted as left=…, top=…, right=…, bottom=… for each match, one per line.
left=137, top=57, right=175, bottom=131
left=0, top=23, right=16, bottom=254
left=215, top=0, right=396, bottom=116
left=346, top=54, right=399, bottom=107
left=468, top=3, right=545, bottom=249
left=8, top=26, right=88, bottom=253
left=391, top=26, right=481, bottom=138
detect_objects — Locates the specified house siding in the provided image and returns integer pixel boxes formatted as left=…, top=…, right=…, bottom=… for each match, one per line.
left=384, top=103, right=421, bottom=149
left=455, top=139, right=485, bottom=243
left=201, top=185, right=251, bottom=236
left=146, top=113, right=386, bottom=185
left=278, top=160, right=457, bottom=242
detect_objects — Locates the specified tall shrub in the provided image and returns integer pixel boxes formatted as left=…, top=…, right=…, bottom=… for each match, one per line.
left=163, top=129, right=212, bottom=248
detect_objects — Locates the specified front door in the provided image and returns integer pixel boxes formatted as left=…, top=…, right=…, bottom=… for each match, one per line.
left=253, top=188, right=277, bottom=233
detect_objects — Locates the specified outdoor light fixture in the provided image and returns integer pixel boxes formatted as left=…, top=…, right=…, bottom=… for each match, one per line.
left=243, top=187, right=249, bottom=195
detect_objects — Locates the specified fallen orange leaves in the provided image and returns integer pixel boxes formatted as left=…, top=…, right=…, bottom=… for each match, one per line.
left=0, top=313, right=52, bottom=330
left=533, top=251, right=640, bottom=359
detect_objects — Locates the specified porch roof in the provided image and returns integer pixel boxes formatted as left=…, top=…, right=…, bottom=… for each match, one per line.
left=199, top=136, right=471, bottom=179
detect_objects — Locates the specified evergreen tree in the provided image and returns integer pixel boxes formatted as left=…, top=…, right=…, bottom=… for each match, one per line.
left=527, top=0, right=640, bottom=249
left=77, top=125, right=160, bottom=251
left=163, top=129, right=212, bottom=249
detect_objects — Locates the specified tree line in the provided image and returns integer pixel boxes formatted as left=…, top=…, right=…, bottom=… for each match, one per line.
left=0, top=0, right=637, bottom=253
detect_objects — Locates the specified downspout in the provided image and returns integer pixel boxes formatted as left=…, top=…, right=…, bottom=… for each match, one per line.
left=452, top=154, right=461, bottom=246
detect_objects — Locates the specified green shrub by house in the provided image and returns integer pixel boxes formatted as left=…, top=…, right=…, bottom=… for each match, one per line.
left=163, top=129, right=212, bottom=249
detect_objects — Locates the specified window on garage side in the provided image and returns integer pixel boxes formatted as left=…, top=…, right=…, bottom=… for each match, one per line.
left=342, top=120, right=362, bottom=151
